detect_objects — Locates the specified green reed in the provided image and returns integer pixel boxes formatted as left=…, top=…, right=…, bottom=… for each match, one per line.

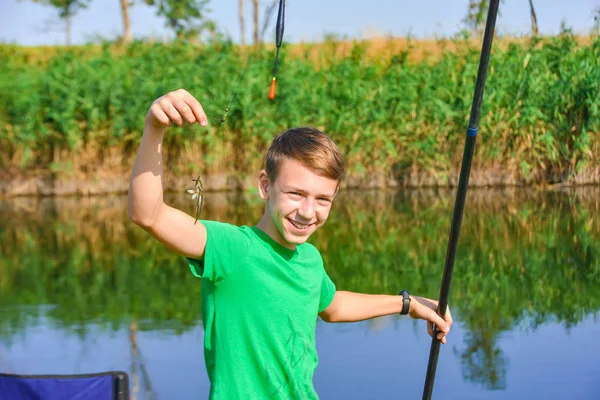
left=0, top=30, right=598, bottom=183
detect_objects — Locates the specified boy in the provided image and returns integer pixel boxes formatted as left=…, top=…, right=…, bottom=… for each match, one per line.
left=128, top=89, right=452, bottom=399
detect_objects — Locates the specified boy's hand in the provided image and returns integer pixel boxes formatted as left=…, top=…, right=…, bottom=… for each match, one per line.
left=409, top=296, right=453, bottom=344
left=145, top=89, right=208, bottom=129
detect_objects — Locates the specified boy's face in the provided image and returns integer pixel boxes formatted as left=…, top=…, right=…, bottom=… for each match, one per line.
left=258, top=158, right=339, bottom=249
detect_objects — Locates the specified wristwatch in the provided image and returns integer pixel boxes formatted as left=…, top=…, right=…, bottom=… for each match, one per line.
left=399, top=290, right=411, bottom=315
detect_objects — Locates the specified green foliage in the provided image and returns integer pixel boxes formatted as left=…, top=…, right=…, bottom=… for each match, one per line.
left=464, top=0, right=494, bottom=32
left=144, top=0, right=215, bottom=40
left=0, top=33, right=598, bottom=182
left=21, top=0, right=91, bottom=45
left=26, top=0, right=91, bottom=19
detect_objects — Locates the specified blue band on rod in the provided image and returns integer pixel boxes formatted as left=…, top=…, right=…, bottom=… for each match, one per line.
left=467, top=127, right=478, bottom=137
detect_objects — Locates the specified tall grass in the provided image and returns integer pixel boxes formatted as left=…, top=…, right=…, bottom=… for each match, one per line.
left=0, top=31, right=598, bottom=184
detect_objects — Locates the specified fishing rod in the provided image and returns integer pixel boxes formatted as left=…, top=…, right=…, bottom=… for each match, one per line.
left=421, top=1, right=500, bottom=399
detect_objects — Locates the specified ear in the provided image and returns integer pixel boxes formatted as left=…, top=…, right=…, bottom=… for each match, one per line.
left=257, top=170, right=270, bottom=200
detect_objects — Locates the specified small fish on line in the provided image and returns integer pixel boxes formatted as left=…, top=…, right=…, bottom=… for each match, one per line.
left=187, top=176, right=204, bottom=224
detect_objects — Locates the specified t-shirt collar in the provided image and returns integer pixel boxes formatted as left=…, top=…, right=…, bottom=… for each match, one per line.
left=250, top=226, right=298, bottom=260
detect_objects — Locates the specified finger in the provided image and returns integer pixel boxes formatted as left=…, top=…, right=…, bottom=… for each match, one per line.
left=437, top=332, right=447, bottom=344
left=150, top=103, right=172, bottom=126
left=160, top=99, right=184, bottom=126
left=427, top=321, right=433, bottom=337
left=445, top=308, right=453, bottom=325
left=172, top=98, right=196, bottom=124
left=181, top=90, right=208, bottom=126
left=428, top=308, right=449, bottom=332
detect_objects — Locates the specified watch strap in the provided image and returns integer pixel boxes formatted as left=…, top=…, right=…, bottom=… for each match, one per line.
left=399, top=289, right=411, bottom=315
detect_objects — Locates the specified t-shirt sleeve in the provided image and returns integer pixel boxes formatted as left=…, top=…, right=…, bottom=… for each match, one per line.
left=318, top=270, right=336, bottom=313
left=186, top=220, right=252, bottom=284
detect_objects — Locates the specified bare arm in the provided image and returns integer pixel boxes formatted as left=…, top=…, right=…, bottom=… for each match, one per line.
left=319, top=291, right=453, bottom=344
left=128, top=89, right=209, bottom=259
left=319, top=291, right=404, bottom=322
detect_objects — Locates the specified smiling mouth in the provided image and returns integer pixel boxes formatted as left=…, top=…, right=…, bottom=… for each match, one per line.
left=287, top=218, right=311, bottom=230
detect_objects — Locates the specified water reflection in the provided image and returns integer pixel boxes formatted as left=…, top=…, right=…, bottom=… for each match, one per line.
left=0, top=187, right=598, bottom=398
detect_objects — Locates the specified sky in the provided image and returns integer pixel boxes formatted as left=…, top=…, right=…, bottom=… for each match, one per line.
left=1, top=0, right=599, bottom=46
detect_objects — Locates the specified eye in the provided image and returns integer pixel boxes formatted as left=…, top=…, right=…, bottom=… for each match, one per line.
left=288, top=191, right=302, bottom=198
left=317, top=197, right=331, bottom=205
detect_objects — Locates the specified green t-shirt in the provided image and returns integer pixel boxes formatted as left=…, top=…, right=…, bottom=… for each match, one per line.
left=187, top=220, right=336, bottom=400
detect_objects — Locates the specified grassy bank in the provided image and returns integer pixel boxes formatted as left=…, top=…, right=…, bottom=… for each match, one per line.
left=1, top=31, right=598, bottom=191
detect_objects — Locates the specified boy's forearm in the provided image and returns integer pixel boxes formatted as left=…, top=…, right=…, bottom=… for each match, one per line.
left=127, top=123, right=167, bottom=226
left=324, top=291, right=403, bottom=322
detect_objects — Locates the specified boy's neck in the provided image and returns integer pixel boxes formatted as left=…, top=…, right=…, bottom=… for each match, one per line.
left=256, top=214, right=297, bottom=251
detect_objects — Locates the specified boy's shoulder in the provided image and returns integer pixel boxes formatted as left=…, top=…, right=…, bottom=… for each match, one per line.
left=202, top=220, right=252, bottom=234
left=201, top=220, right=255, bottom=246
left=202, top=219, right=241, bottom=228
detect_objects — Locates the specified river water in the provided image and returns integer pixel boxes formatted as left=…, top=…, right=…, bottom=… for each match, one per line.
left=1, top=187, right=598, bottom=399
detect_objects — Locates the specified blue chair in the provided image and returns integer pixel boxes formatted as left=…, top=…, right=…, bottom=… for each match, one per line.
left=0, top=371, right=129, bottom=400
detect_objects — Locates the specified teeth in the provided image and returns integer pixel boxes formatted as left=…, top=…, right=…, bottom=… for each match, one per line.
left=289, top=220, right=308, bottom=229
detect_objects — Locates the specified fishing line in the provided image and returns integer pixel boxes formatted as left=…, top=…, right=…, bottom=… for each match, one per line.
left=205, top=0, right=286, bottom=124
left=201, top=48, right=251, bottom=125
left=191, top=0, right=286, bottom=221
left=226, top=63, right=247, bottom=111
left=204, top=52, right=249, bottom=123
left=219, top=53, right=251, bottom=123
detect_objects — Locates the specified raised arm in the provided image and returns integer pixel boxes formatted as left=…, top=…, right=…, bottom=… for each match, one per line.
left=128, top=89, right=209, bottom=259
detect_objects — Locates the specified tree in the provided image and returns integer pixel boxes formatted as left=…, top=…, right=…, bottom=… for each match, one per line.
left=239, top=0, right=245, bottom=46
left=252, top=0, right=259, bottom=46
left=465, top=0, right=539, bottom=36
left=464, top=0, right=490, bottom=33
left=259, top=0, right=279, bottom=44
left=25, top=0, right=91, bottom=45
left=120, top=0, right=133, bottom=44
left=243, top=0, right=278, bottom=47
left=528, top=0, right=539, bottom=36
left=145, top=0, right=215, bottom=41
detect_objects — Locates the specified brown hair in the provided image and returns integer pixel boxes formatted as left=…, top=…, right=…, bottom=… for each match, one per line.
left=266, top=127, right=345, bottom=183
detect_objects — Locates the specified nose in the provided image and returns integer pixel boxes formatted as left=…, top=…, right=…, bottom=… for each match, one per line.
left=298, top=198, right=315, bottom=221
